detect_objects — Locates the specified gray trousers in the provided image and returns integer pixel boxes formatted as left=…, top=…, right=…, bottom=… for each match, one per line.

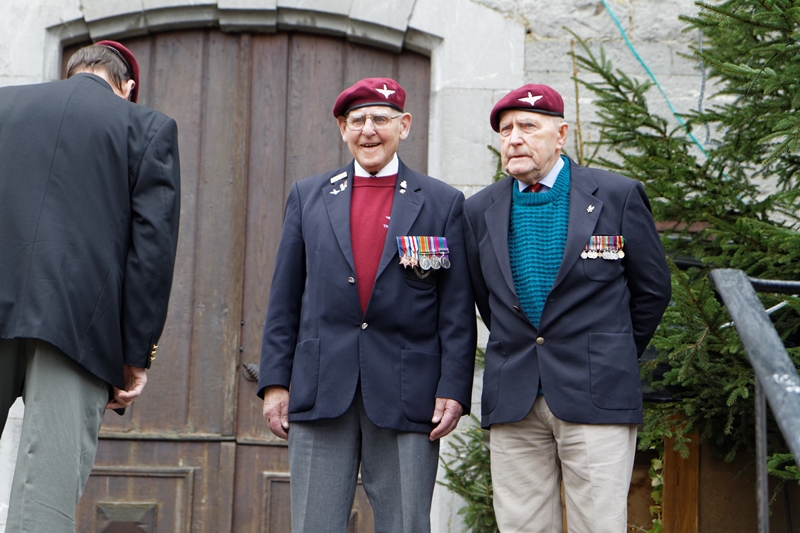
left=0, top=338, right=108, bottom=533
left=288, top=389, right=440, bottom=533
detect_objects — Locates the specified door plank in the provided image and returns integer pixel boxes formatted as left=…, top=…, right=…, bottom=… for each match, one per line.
left=396, top=51, right=431, bottom=173
left=237, top=32, right=291, bottom=443
left=187, top=30, right=249, bottom=434
left=285, top=33, right=347, bottom=183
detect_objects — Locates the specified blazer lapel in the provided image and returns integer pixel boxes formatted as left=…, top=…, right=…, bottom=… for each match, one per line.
left=375, top=161, right=423, bottom=278
left=485, top=177, right=516, bottom=295
left=323, top=162, right=356, bottom=273
left=551, top=162, right=602, bottom=291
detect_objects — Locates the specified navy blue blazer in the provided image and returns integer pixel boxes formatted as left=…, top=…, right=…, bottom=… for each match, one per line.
left=464, top=159, right=671, bottom=428
left=258, top=159, right=476, bottom=434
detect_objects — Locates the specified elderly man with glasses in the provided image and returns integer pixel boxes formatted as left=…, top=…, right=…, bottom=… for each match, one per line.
left=257, top=77, right=476, bottom=533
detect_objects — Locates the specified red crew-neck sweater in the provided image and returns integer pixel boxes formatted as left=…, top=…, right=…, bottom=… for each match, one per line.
left=350, top=174, right=397, bottom=314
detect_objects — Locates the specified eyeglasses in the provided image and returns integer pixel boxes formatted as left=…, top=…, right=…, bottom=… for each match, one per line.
left=345, top=113, right=403, bottom=130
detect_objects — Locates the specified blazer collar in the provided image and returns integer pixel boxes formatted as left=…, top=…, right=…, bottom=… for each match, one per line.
left=323, top=161, right=357, bottom=272
left=551, top=159, right=602, bottom=292
left=375, top=159, right=423, bottom=279
left=322, top=158, right=424, bottom=279
left=73, top=72, right=114, bottom=94
left=484, top=176, right=516, bottom=294
left=483, top=159, right=603, bottom=299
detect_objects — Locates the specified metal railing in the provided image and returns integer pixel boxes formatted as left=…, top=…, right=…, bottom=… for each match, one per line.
left=709, top=269, right=800, bottom=533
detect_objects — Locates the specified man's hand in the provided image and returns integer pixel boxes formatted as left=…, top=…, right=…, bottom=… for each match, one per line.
left=430, top=397, right=463, bottom=441
left=263, top=386, right=290, bottom=440
left=107, top=365, right=147, bottom=409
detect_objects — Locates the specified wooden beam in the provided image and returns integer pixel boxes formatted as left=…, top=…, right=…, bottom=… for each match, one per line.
left=662, top=434, right=699, bottom=533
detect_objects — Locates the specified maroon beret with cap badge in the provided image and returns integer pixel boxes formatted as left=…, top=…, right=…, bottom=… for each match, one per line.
left=332, top=77, right=406, bottom=118
left=489, top=83, right=564, bottom=132
left=94, top=40, right=140, bottom=103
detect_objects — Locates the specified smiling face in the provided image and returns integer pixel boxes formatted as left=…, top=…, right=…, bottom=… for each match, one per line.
left=338, top=105, right=412, bottom=174
left=499, top=110, right=568, bottom=185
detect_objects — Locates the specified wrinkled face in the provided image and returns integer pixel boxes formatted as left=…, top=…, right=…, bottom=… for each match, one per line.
left=338, top=105, right=412, bottom=174
left=498, top=110, right=568, bottom=185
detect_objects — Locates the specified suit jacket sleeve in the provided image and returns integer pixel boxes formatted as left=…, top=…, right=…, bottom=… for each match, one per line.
left=257, top=182, right=306, bottom=397
left=621, top=180, right=671, bottom=356
left=434, top=192, right=477, bottom=410
left=121, top=118, right=181, bottom=368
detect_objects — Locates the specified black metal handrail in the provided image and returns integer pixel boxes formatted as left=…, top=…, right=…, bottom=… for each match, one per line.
left=709, top=269, right=800, bottom=533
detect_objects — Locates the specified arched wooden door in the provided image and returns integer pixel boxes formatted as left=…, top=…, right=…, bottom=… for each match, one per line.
left=64, top=30, right=431, bottom=533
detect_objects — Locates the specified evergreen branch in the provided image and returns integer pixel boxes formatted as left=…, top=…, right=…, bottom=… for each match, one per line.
left=694, top=1, right=789, bottom=30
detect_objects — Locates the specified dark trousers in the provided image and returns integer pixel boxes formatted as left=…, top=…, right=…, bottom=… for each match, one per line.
left=288, top=389, right=440, bottom=533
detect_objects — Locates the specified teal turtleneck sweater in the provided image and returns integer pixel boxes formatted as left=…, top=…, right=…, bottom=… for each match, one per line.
left=509, top=156, right=571, bottom=328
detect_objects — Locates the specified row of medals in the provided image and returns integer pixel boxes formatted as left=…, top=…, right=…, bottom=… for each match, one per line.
left=400, top=253, right=451, bottom=270
left=581, top=248, right=625, bottom=260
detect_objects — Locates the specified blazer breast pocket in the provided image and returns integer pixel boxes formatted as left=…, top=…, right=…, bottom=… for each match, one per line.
left=582, top=256, right=624, bottom=282
left=402, top=266, right=437, bottom=289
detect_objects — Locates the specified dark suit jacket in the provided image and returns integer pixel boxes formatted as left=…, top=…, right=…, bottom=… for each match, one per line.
left=258, top=159, right=476, bottom=434
left=0, top=73, right=181, bottom=389
left=464, top=158, right=671, bottom=428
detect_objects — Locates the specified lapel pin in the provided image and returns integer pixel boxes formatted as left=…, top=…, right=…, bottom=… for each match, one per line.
left=587, top=205, right=595, bottom=213
left=400, top=189, right=406, bottom=194
left=330, top=188, right=340, bottom=195
left=330, top=171, right=347, bottom=184
left=400, top=180, right=407, bottom=189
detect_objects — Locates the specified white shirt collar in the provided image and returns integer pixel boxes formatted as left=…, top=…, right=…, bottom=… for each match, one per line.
left=354, top=153, right=399, bottom=177
left=516, top=156, right=564, bottom=192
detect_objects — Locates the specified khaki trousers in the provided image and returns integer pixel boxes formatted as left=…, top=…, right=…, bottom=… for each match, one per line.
left=0, top=338, right=108, bottom=533
left=490, top=396, right=637, bottom=533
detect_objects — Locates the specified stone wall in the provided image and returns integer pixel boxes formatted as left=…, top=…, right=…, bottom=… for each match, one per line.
left=468, top=0, right=707, bottom=185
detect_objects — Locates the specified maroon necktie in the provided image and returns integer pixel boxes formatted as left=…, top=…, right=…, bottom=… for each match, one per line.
left=524, top=182, right=544, bottom=193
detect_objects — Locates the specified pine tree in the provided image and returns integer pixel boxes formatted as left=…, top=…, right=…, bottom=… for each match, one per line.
left=570, top=0, right=800, bottom=484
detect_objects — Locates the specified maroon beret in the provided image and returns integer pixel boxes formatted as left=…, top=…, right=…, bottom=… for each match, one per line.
left=95, top=40, right=140, bottom=103
left=490, top=84, right=564, bottom=132
left=332, top=77, right=405, bottom=118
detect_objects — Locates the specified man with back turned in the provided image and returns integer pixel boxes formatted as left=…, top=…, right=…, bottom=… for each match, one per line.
left=0, top=41, right=180, bottom=531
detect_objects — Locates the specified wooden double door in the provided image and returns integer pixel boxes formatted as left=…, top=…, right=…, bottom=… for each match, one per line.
left=66, top=29, right=430, bottom=533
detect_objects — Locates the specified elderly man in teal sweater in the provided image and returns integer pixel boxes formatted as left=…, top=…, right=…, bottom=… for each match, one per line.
left=463, top=84, right=671, bottom=533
